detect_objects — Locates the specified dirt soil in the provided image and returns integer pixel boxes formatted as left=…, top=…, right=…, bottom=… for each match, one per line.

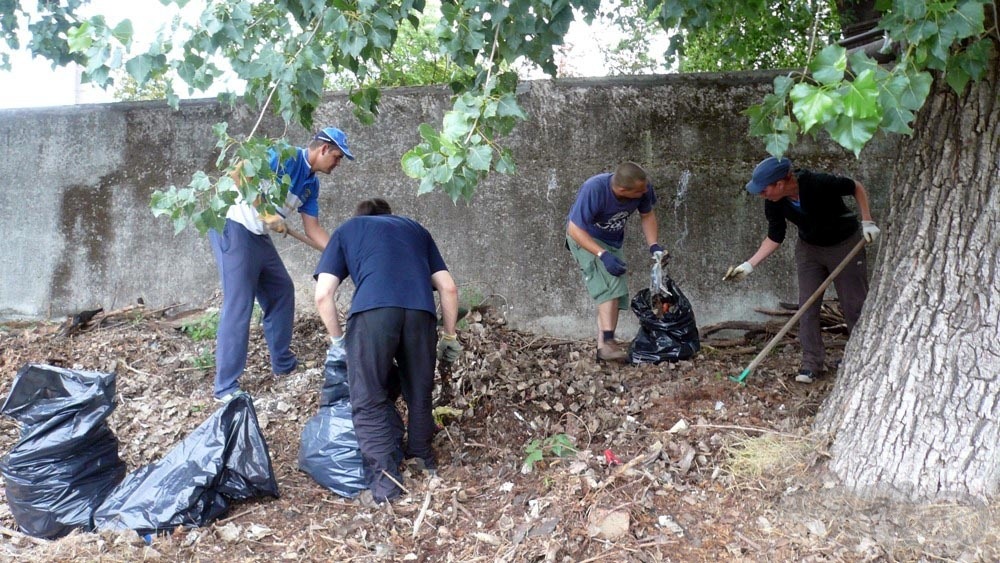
left=0, top=302, right=996, bottom=562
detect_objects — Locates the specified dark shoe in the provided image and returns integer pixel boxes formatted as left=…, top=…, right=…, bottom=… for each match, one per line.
left=597, top=341, right=629, bottom=363
left=273, top=359, right=299, bottom=377
left=795, top=369, right=817, bottom=384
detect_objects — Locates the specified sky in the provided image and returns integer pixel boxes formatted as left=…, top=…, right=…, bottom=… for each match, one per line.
left=0, top=1, right=669, bottom=110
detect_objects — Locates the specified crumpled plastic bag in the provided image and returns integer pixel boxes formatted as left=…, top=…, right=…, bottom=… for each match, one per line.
left=298, top=343, right=366, bottom=498
left=0, top=364, right=126, bottom=539
left=93, top=394, right=279, bottom=535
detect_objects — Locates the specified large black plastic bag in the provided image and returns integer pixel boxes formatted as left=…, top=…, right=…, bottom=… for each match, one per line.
left=92, top=394, right=279, bottom=535
left=0, top=363, right=126, bottom=539
left=630, top=279, right=701, bottom=364
left=298, top=343, right=366, bottom=498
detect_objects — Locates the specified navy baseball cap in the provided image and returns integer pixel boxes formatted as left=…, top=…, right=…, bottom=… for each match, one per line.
left=314, top=127, right=355, bottom=161
left=745, top=156, right=791, bottom=194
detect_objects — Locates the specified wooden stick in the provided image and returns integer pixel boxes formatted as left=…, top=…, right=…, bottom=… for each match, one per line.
left=282, top=226, right=325, bottom=252
left=0, top=525, right=48, bottom=545
left=731, top=238, right=867, bottom=384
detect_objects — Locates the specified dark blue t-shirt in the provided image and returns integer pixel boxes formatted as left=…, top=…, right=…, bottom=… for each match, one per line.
left=314, top=215, right=448, bottom=318
left=567, top=173, right=656, bottom=248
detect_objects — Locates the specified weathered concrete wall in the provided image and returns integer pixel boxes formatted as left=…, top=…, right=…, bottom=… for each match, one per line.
left=0, top=72, right=897, bottom=338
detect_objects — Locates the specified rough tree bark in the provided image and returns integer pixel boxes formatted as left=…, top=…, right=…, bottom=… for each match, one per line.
left=815, top=54, right=1000, bottom=502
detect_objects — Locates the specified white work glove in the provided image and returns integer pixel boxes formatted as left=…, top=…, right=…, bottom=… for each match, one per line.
left=723, top=261, right=753, bottom=282
left=260, top=212, right=287, bottom=234
left=330, top=334, right=345, bottom=346
left=437, top=332, right=463, bottom=363
left=862, top=221, right=880, bottom=244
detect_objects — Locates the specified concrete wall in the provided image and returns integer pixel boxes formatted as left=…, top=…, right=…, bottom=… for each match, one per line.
left=0, top=72, right=897, bottom=337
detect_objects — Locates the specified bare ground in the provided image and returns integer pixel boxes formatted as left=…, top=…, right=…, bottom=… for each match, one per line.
left=0, top=303, right=996, bottom=562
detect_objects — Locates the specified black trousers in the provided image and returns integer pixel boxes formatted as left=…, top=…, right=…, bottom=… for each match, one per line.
left=345, top=307, right=437, bottom=501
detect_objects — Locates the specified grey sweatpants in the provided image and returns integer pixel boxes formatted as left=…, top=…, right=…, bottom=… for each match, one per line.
left=795, top=232, right=867, bottom=372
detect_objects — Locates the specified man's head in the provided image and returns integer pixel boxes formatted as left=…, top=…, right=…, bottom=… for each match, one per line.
left=355, top=198, right=392, bottom=216
left=611, top=161, right=649, bottom=199
left=309, top=126, right=355, bottom=174
left=745, top=156, right=795, bottom=201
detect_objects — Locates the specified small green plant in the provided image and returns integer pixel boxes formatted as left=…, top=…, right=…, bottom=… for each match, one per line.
left=180, top=311, right=220, bottom=342
left=190, top=350, right=214, bottom=370
left=522, top=433, right=577, bottom=473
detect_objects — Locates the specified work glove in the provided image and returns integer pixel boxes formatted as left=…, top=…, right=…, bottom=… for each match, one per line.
left=437, top=333, right=463, bottom=363
left=649, top=243, right=664, bottom=256
left=330, top=334, right=345, bottom=347
left=722, top=261, right=753, bottom=281
left=598, top=251, right=627, bottom=276
left=260, top=212, right=287, bottom=234
left=862, top=221, right=880, bottom=244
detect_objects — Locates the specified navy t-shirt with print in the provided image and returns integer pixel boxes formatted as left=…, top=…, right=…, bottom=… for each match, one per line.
left=314, top=215, right=447, bottom=318
left=567, top=173, right=656, bottom=249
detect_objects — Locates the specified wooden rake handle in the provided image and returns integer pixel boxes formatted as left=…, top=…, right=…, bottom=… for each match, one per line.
left=731, top=237, right=867, bottom=384
left=281, top=225, right=325, bottom=252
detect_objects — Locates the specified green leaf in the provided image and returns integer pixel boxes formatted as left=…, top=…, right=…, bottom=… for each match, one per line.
left=840, top=69, right=879, bottom=118
left=111, top=20, right=133, bottom=45
left=496, top=94, right=527, bottom=119
left=789, top=83, right=842, bottom=134
left=945, top=65, right=971, bottom=95
left=772, top=75, right=794, bottom=97
left=899, top=70, right=933, bottom=110
left=764, top=130, right=793, bottom=158
left=466, top=144, right=492, bottom=171
left=809, top=45, right=846, bottom=86
left=495, top=150, right=516, bottom=174
left=825, top=114, right=879, bottom=157
left=67, top=23, right=93, bottom=53
left=401, top=150, right=426, bottom=178
left=944, top=0, right=986, bottom=39
left=125, top=54, right=153, bottom=84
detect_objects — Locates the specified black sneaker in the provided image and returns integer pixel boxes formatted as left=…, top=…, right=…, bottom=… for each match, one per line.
left=795, top=369, right=816, bottom=384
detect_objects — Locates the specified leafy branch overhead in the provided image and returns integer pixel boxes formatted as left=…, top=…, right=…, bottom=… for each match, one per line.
left=2, top=0, right=997, bottom=233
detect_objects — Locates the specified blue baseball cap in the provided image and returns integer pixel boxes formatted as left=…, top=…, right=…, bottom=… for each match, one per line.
left=746, top=156, right=791, bottom=194
left=314, top=127, right=355, bottom=161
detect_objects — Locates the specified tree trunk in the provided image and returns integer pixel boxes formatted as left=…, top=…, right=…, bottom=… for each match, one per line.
left=814, top=55, right=1000, bottom=502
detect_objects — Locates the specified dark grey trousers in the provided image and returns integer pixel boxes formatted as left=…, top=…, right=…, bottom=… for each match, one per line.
left=345, top=307, right=437, bottom=501
left=795, top=232, right=868, bottom=372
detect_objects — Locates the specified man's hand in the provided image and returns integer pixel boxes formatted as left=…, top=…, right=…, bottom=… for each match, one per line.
left=599, top=251, right=627, bottom=276
left=261, top=212, right=287, bottom=234
left=862, top=221, right=880, bottom=244
left=437, top=333, right=463, bottom=363
left=723, top=261, right=753, bottom=281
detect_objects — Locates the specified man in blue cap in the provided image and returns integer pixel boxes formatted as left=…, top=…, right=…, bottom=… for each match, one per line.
left=723, top=156, right=880, bottom=383
left=210, top=126, right=355, bottom=402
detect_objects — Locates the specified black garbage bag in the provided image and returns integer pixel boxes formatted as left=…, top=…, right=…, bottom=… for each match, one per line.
left=298, top=343, right=366, bottom=498
left=0, top=364, right=126, bottom=539
left=630, top=280, right=700, bottom=364
left=92, top=394, right=279, bottom=535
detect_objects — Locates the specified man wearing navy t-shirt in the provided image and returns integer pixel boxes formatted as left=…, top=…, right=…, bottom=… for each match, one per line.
left=209, top=126, right=354, bottom=402
left=314, top=198, right=460, bottom=502
left=566, top=162, right=662, bottom=363
left=724, top=156, right=880, bottom=384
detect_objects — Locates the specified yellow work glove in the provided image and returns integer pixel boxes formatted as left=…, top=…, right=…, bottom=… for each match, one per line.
left=260, top=212, right=287, bottom=234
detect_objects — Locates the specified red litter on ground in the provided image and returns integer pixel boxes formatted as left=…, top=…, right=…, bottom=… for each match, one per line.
left=604, top=449, right=622, bottom=466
